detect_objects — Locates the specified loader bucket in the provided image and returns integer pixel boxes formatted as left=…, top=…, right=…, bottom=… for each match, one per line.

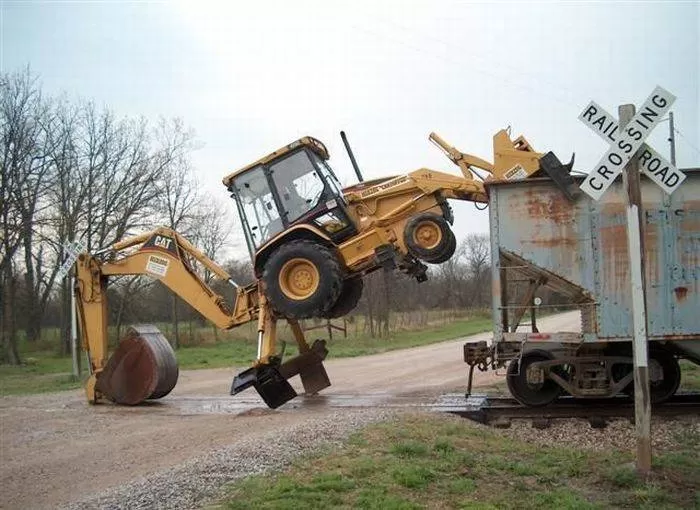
left=95, top=325, right=179, bottom=405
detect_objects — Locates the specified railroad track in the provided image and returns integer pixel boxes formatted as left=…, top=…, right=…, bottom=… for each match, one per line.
left=434, top=392, right=700, bottom=428
left=98, top=392, right=700, bottom=428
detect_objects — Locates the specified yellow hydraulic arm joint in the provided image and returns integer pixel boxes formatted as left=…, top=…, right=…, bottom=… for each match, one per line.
left=429, top=129, right=544, bottom=182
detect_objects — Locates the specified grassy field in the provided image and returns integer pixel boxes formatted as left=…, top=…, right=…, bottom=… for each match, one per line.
left=218, top=413, right=700, bottom=510
left=0, top=312, right=491, bottom=396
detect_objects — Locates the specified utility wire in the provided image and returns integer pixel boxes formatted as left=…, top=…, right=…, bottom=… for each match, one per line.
left=674, top=128, right=700, bottom=158
left=351, top=22, right=580, bottom=109
left=377, top=17, right=580, bottom=108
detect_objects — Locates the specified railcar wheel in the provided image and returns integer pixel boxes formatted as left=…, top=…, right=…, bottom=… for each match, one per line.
left=611, top=348, right=681, bottom=404
left=648, top=349, right=681, bottom=403
left=263, top=240, right=343, bottom=319
left=506, top=352, right=562, bottom=407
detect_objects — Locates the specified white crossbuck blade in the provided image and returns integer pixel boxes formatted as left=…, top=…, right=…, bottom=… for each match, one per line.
left=56, top=240, right=86, bottom=279
left=578, top=86, right=686, bottom=200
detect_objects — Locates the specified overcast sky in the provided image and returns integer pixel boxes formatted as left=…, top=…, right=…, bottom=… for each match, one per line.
left=3, top=0, right=698, bottom=256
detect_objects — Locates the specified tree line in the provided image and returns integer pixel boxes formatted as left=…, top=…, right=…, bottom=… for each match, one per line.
left=1, top=67, right=495, bottom=365
left=0, top=68, right=232, bottom=364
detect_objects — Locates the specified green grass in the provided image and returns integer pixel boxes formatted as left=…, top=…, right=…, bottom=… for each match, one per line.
left=0, top=353, right=85, bottom=395
left=0, top=312, right=492, bottom=396
left=218, top=413, right=700, bottom=510
left=680, top=360, right=700, bottom=391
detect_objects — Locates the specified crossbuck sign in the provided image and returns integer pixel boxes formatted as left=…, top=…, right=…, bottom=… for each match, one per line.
left=578, top=86, right=686, bottom=200
left=56, top=240, right=86, bottom=280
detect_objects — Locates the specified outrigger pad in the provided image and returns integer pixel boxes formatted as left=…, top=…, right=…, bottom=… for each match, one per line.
left=231, top=340, right=331, bottom=408
left=231, top=364, right=297, bottom=409
left=278, top=340, right=331, bottom=395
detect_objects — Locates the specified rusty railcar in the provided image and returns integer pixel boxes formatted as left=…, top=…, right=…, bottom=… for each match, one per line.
left=464, top=168, right=699, bottom=406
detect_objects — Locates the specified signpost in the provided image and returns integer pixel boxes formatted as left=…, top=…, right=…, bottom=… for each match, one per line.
left=578, top=86, right=684, bottom=476
left=57, top=240, right=86, bottom=379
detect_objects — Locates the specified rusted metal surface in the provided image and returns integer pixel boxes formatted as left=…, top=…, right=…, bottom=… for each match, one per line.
left=95, top=325, right=178, bottom=405
left=486, top=168, right=700, bottom=345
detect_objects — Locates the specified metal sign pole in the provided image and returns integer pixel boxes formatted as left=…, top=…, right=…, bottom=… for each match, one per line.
left=619, top=104, right=652, bottom=475
left=70, top=273, right=80, bottom=379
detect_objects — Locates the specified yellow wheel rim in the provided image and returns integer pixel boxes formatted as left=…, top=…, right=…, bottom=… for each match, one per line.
left=412, top=220, right=443, bottom=250
left=278, top=258, right=320, bottom=301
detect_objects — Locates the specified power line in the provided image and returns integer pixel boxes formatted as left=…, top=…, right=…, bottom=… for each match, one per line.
left=377, top=17, right=580, bottom=107
left=351, top=22, right=580, bottom=109
left=674, top=128, right=700, bottom=157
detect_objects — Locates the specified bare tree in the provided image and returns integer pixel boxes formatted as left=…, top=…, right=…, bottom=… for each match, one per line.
left=153, top=135, right=199, bottom=349
left=462, top=233, right=491, bottom=307
left=0, top=67, right=48, bottom=363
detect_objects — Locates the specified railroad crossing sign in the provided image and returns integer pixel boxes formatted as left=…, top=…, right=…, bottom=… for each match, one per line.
left=578, top=86, right=686, bottom=200
left=56, top=240, right=86, bottom=279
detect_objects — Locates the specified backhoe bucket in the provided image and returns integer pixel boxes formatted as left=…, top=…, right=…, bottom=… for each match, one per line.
left=231, top=339, right=330, bottom=409
left=95, top=325, right=179, bottom=405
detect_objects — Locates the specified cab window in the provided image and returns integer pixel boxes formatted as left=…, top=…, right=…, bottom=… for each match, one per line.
left=269, top=150, right=326, bottom=223
left=233, top=166, right=284, bottom=249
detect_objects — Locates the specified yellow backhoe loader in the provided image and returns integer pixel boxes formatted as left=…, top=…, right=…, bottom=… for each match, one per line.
left=75, top=129, right=575, bottom=408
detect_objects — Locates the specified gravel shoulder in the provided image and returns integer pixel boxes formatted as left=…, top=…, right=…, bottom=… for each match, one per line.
left=0, top=312, right=580, bottom=510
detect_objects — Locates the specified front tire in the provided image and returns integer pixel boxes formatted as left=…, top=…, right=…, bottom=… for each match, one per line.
left=404, top=213, right=456, bottom=264
left=262, top=240, right=343, bottom=319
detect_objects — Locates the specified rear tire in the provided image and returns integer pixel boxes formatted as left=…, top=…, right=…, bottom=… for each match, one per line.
left=323, top=278, right=364, bottom=319
left=263, top=240, right=343, bottom=319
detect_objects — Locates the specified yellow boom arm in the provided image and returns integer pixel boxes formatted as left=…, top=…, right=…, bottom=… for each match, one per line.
left=75, top=227, right=329, bottom=408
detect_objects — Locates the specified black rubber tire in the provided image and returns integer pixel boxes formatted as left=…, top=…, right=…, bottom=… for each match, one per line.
left=426, top=228, right=457, bottom=264
left=612, top=348, right=681, bottom=404
left=323, top=278, right=364, bottom=319
left=262, top=240, right=343, bottom=320
left=404, top=213, right=454, bottom=263
left=506, top=351, right=562, bottom=407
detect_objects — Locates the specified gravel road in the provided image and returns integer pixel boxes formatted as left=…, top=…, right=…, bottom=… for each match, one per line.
left=0, top=312, right=580, bottom=509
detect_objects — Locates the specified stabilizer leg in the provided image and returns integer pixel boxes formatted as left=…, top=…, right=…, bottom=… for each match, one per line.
left=230, top=313, right=331, bottom=409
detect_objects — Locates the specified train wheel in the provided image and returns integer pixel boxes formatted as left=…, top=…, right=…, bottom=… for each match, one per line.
left=648, top=349, right=681, bottom=404
left=506, top=351, right=562, bottom=407
left=612, top=348, right=681, bottom=404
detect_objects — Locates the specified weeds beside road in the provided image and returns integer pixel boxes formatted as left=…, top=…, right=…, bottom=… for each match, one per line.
left=221, top=413, right=700, bottom=510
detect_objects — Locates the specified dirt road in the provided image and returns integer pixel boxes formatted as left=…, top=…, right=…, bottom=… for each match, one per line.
left=0, top=312, right=580, bottom=509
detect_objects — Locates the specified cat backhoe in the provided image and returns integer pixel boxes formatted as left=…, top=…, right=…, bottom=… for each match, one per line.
left=75, top=129, right=575, bottom=408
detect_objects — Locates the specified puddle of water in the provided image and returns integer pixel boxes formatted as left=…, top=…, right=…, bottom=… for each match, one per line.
left=53, top=393, right=467, bottom=416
